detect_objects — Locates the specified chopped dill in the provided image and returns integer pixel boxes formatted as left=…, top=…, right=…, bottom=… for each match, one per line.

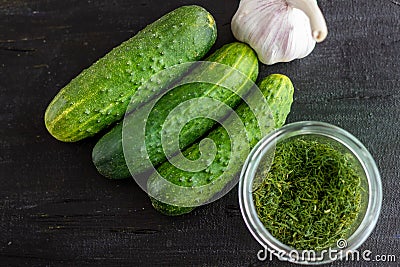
left=253, top=138, right=362, bottom=251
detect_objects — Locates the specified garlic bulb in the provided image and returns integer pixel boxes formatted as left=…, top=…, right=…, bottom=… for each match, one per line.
left=231, top=0, right=328, bottom=65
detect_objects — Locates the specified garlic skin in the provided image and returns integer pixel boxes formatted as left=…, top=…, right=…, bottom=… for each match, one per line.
left=231, top=0, right=328, bottom=65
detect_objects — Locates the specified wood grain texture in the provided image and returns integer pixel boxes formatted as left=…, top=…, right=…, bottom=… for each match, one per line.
left=1, top=0, right=399, bottom=266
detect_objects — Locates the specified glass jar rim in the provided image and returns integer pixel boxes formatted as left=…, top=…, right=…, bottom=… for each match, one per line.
left=239, top=121, right=382, bottom=265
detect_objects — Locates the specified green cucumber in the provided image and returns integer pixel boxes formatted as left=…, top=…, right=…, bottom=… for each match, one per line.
left=92, top=42, right=259, bottom=179
left=148, top=74, right=294, bottom=216
left=45, top=5, right=217, bottom=142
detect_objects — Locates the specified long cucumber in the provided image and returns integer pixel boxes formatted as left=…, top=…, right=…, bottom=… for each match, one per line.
left=92, top=42, right=259, bottom=179
left=148, top=74, right=295, bottom=216
left=45, top=5, right=217, bottom=142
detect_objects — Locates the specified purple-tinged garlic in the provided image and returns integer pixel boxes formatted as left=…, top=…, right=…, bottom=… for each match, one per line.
left=232, top=0, right=328, bottom=65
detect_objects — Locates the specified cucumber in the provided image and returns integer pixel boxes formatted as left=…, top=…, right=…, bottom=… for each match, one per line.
left=148, top=74, right=294, bottom=216
left=45, top=5, right=217, bottom=142
left=92, top=42, right=259, bottom=179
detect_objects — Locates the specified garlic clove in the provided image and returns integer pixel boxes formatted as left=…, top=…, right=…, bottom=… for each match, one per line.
left=231, top=0, right=328, bottom=65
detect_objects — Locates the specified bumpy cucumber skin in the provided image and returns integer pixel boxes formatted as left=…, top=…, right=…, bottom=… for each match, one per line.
left=149, top=74, right=294, bottom=216
left=91, top=123, right=126, bottom=179
left=92, top=42, right=259, bottom=179
left=45, top=5, right=217, bottom=142
left=259, top=74, right=294, bottom=127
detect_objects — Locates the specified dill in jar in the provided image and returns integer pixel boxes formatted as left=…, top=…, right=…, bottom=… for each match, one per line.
left=253, top=138, right=362, bottom=251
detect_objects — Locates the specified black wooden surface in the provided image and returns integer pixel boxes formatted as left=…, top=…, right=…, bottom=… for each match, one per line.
left=1, top=0, right=400, bottom=266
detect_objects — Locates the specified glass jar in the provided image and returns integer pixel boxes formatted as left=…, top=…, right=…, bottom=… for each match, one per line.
left=239, top=121, right=382, bottom=265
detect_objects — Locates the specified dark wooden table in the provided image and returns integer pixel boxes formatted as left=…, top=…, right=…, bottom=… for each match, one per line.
left=1, top=0, right=399, bottom=266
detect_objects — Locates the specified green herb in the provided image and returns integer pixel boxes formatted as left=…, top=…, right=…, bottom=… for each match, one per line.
left=253, top=138, right=362, bottom=251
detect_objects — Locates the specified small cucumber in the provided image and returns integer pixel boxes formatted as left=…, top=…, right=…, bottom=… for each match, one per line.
left=45, top=5, right=217, bottom=142
left=148, top=74, right=294, bottom=216
left=92, top=42, right=259, bottom=179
